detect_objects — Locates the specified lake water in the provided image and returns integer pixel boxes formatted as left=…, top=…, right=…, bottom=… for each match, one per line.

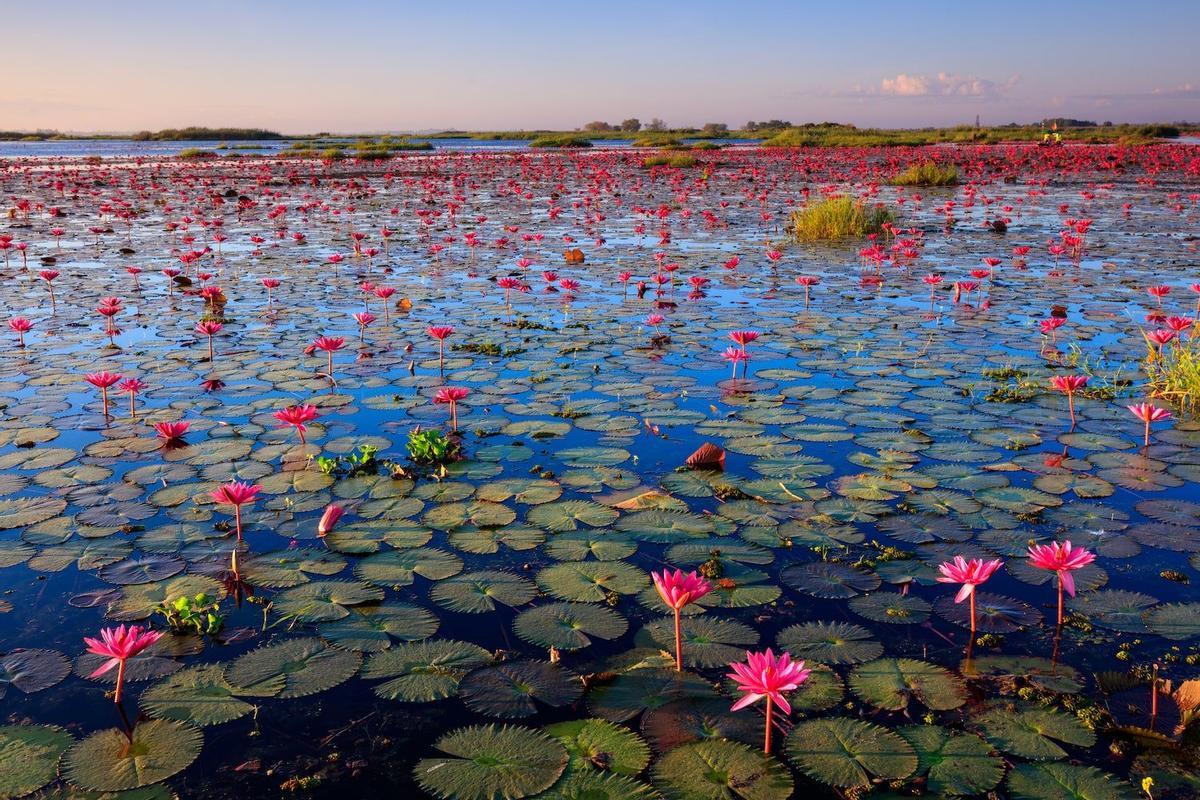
left=0, top=144, right=1199, bottom=799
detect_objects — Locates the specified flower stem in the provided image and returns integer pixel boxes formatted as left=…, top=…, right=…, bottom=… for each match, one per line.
left=673, top=609, right=683, bottom=672
left=764, top=696, right=773, bottom=754
left=114, top=659, right=126, bottom=705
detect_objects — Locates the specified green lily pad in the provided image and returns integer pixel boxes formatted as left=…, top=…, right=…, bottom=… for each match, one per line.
left=141, top=663, right=282, bottom=726
left=544, top=718, right=650, bottom=775
left=849, top=658, right=966, bottom=712
left=1006, top=762, right=1137, bottom=800
left=977, top=705, right=1096, bottom=760
left=0, top=724, right=74, bottom=798
left=514, top=603, right=628, bottom=651
left=432, top=571, right=538, bottom=614
left=898, top=725, right=1004, bottom=796
left=62, top=720, right=202, bottom=792
left=786, top=717, right=917, bottom=789
left=650, top=739, right=793, bottom=800
left=224, top=637, right=361, bottom=698
left=362, top=639, right=492, bottom=702
left=414, top=724, right=568, bottom=800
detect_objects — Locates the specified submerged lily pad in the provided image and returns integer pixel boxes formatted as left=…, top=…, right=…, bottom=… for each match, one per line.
left=461, top=660, right=582, bottom=719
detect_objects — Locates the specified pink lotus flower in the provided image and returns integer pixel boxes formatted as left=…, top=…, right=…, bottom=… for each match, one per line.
left=85, top=372, right=123, bottom=418
left=1027, top=540, right=1096, bottom=626
left=311, top=336, right=346, bottom=378
left=354, top=311, right=377, bottom=340
left=729, top=330, right=759, bottom=351
left=937, top=556, right=1004, bottom=632
left=1128, top=402, right=1172, bottom=447
left=434, top=386, right=470, bottom=431
left=795, top=275, right=819, bottom=307
left=154, top=421, right=190, bottom=442
left=1049, top=374, right=1088, bottom=429
left=728, top=649, right=811, bottom=753
left=210, top=481, right=262, bottom=540
left=84, top=624, right=163, bottom=704
left=118, top=377, right=147, bottom=418
left=318, top=504, right=345, bottom=537
left=195, top=320, right=222, bottom=362
left=652, top=569, right=713, bottom=671
left=722, top=346, right=751, bottom=380
left=428, top=326, right=455, bottom=368
left=273, top=404, right=319, bottom=445
left=9, top=317, right=31, bottom=348
left=497, top=276, right=524, bottom=304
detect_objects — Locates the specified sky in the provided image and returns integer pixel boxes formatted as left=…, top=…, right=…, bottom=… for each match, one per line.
left=4, top=0, right=1198, bottom=134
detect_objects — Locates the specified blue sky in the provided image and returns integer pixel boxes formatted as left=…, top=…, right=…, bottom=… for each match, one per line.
left=4, top=0, right=1197, bottom=132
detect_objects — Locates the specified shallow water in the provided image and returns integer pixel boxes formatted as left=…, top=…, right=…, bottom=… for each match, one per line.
left=1, top=145, right=1199, bottom=799
left=0, top=138, right=760, bottom=160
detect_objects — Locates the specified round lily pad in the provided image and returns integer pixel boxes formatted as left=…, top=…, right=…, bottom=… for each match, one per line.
left=786, top=717, right=917, bottom=789
left=514, top=603, right=628, bottom=651
left=362, top=639, right=492, bottom=702
left=414, top=724, right=568, bottom=800
left=0, top=724, right=74, bottom=798
left=650, top=739, right=793, bottom=800
left=62, top=720, right=202, bottom=792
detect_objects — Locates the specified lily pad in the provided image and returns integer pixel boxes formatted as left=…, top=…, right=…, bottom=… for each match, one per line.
left=62, top=720, right=202, bottom=792
left=414, top=724, right=568, bottom=800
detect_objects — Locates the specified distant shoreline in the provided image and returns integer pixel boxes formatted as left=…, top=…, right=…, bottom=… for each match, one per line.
left=2, top=122, right=1196, bottom=148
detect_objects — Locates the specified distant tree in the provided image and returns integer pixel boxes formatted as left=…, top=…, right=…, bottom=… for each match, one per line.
left=647, top=118, right=667, bottom=132
left=620, top=118, right=642, bottom=132
left=583, top=121, right=615, bottom=132
left=701, top=122, right=728, bottom=136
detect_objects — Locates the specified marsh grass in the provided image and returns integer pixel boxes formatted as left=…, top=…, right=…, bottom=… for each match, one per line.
left=641, top=154, right=699, bottom=168
left=790, top=196, right=894, bottom=241
left=529, top=134, right=593, bottom=148
left=177, top=148, right=218, bottom=160
left=889, top=162, right=959, bottom=186
left=1144, top=335, right=1200, bottom=412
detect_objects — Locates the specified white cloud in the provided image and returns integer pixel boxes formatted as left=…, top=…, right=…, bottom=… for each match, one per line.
left=837, top=73, right=1020, bottom=99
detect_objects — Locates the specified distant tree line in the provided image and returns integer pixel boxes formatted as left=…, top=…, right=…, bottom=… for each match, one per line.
left=131, top=127, right=284, bottom=141
left=580, top=119, right=731, bottom=135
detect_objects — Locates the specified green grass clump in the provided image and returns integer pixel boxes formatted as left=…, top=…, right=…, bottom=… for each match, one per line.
left=790, top=196, right=894, bottom=241
left=1145, top=336, right=1200, bottom=413
left=177, top=148, right=218, bottom=160
left=632, top=135, right=684, bottom=148
left=529, top=134, right=593, bottom=149
left=641, top=154, right=699, bottom=168
left=889, top=162, right=959, bottom=186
